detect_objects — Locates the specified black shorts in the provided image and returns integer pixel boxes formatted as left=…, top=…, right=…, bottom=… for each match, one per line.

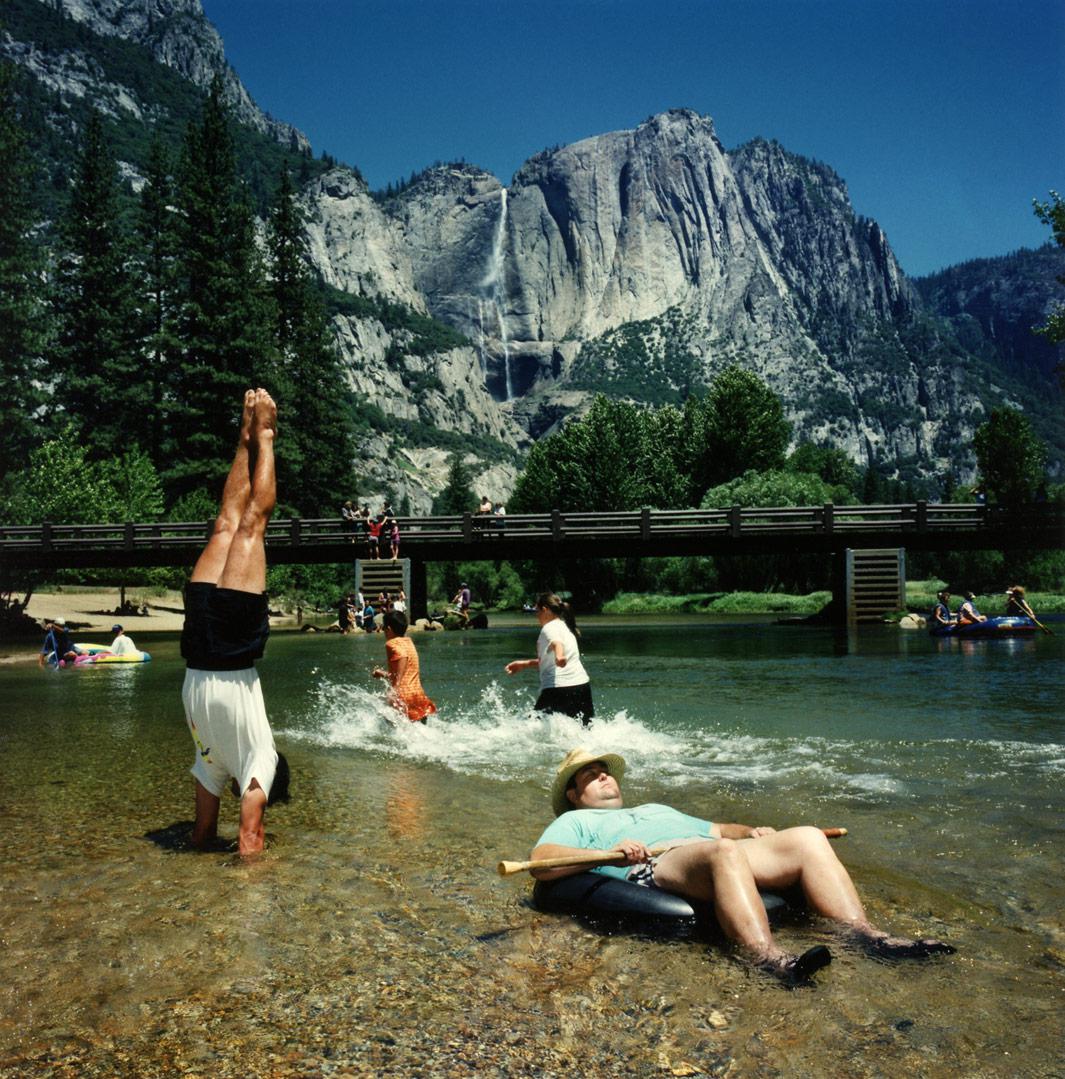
left=182, top=582, right=270, bottom=671
left=535, top=682, right=594, bottom=726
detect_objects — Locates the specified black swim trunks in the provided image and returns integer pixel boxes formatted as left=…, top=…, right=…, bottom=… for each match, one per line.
left=181, top=582, right=270, bottom=671
left=534, top=682, right=594, bottom=726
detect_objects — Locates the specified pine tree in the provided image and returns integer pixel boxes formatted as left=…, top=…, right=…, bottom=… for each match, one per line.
left=135, top=137, right=180, bottom=465
left=0, top=62, right=48, bottom=478
left=169, top=77, right=276, bottom=498
left=51, top=110, right=142, bottom=456
left=267, top=167, right=353, bottom=515
left=433, top=453, right=476, bottom=515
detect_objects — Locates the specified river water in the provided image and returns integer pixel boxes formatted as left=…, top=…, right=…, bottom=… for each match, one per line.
left=1, top=618, right=1063, bottom=1076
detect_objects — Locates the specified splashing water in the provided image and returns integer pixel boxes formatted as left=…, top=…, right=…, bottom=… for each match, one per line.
left=280, top=676, right=913, bottom=801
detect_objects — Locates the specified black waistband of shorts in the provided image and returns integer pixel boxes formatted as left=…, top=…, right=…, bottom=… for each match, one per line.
left=186, top=658, right=256, bottom=672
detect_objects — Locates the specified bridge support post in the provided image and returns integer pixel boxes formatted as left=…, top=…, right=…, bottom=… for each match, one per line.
left=409, top=558, right=428, bottom=621
left=829, top=550, right=848, bottom=624
left=842, top=548, right=907, bottom=626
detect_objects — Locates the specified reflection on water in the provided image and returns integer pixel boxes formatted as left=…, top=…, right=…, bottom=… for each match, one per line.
left=1, top=621, right=1063, bottom=1076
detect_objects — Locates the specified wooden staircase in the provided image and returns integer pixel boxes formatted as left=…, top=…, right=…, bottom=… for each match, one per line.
left=355, top=558, right=409, bottom=601
left=844, top=548, right=905, bottom=624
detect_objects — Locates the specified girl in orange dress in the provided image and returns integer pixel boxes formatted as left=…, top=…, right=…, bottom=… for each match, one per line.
left=372, top=611, right=437, bottom=723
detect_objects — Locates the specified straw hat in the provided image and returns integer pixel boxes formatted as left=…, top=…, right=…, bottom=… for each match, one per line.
left=551, top=747, right=626, bottom=817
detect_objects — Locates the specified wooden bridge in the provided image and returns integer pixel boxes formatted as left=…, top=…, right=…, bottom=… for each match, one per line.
left=1, top=502, right=1060, bottom=572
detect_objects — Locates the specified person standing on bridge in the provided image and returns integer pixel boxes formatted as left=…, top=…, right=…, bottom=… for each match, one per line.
left=389, top=513, right=401, bottom=562
left=505, top=592, right=594, bottom=726
left=180, top=389, right=289, bottom=857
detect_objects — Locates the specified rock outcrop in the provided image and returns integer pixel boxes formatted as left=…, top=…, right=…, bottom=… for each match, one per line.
left=6, top=0, right=1060, bottom=501
left=28, top=0, right=309, bottom=151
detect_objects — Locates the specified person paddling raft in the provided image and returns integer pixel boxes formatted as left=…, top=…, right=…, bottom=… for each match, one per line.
left=527, top=749, right=955, bottom=986
left=1005, top=586, right=1035, bottom=620
left=38, top=617, right=77, bottom=668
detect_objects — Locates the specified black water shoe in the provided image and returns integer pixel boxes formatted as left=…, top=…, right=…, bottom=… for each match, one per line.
left=760, top=945, right=832, bottom=987
left=857, top=934, right=956, bottom=961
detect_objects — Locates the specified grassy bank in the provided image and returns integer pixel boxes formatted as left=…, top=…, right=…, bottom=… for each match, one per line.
left=601, top=591, right=832, bottom=616
left=601, top=582, right=1065, bottom=617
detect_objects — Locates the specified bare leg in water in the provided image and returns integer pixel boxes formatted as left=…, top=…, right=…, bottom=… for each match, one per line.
left=653, top=827, right=953, bottom=981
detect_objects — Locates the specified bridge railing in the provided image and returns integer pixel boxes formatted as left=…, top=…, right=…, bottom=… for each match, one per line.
left=2, top=502, right=1058, bottom=558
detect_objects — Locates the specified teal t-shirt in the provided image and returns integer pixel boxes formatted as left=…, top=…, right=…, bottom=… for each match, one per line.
left=535, top=804, right=713, bottom=880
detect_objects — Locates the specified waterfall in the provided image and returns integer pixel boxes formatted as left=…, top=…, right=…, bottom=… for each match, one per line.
left=480, top=188, right=512, bottom=400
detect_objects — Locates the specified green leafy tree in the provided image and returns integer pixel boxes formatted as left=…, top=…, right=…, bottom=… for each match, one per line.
left=702, top=468, right=842, bottom=592
left=510, top=396, right=650, bottom=513
left=701, top=468, right=845, bottom=511
left=638, top=403, right=689, bottom=507
left=267, top=167, right=353, bottom=515
left=94, top=448, right=166, bottom=523
left=787, top=443, right=860, bottom=495
left=0, top=62, right=48, bottom=478
left=691, top=366, right=791, bottom=499
left=51, top=109, right=142, bottom=456
left=1033, top=191, right=1065, bottom=344
left=169, top=77, right=276, bottom=499
left=973, top=407, right=1047, bottom=504
left=135, top=136, right=180, bottom=464
left=432, top=453, right=476, bottom=515
left=4, top=427, right=107, bottom=524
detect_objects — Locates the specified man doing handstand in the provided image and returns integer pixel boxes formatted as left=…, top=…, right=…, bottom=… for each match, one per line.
left=181, top=389, right=288, bottom=856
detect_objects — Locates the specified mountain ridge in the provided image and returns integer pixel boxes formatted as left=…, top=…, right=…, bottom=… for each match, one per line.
left=5, top=0, right=1061, bottom=509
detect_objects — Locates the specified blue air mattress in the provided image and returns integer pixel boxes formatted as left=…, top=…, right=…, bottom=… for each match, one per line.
left=929, top=616, right=1037, bottom=638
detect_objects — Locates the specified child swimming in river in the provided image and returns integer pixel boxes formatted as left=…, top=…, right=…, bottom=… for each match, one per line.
left=372, top=610, right=437, bottom=724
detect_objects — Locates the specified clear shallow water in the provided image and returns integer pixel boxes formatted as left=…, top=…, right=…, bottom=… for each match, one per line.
left=1, top=620, right=1063, bottom=1076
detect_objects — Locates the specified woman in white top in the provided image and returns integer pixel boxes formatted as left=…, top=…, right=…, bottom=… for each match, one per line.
left=504, top=592, right=594, bottom=726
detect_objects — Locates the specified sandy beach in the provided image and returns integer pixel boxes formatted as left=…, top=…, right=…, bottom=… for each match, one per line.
left=21, top=588, right=188, bottom=633
left=3, top=589, right=304, bottom=661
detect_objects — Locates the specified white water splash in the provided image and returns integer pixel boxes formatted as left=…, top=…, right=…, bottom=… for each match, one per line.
left=479, top=188, right=512, bottom=400
left=280, top=677, right=909, bottom=799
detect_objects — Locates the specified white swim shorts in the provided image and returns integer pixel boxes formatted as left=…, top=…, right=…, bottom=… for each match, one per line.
left=182, top=667, right=278, bottom=799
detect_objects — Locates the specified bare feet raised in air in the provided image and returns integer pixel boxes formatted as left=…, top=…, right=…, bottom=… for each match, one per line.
left=239, top=388, right=256, bottom=445
left=251, top=387, right=277, bottom=438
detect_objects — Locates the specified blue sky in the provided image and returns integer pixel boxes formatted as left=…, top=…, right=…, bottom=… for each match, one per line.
left=202, top=0, right=1063, bottom=277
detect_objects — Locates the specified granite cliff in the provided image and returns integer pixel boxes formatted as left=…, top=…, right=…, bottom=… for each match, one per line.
left=6, top=0, right=1061, bottom=507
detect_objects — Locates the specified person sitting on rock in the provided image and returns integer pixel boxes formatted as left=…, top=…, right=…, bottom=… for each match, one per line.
left=530, top=749, right=955, bottom=986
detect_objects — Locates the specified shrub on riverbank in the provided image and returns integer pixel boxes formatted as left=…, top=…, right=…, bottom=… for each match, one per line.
left=602, top=590, right=832, bottom=615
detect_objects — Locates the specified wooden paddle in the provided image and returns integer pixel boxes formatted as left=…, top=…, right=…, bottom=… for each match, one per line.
left=497, top=827, right=848, bottom=877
